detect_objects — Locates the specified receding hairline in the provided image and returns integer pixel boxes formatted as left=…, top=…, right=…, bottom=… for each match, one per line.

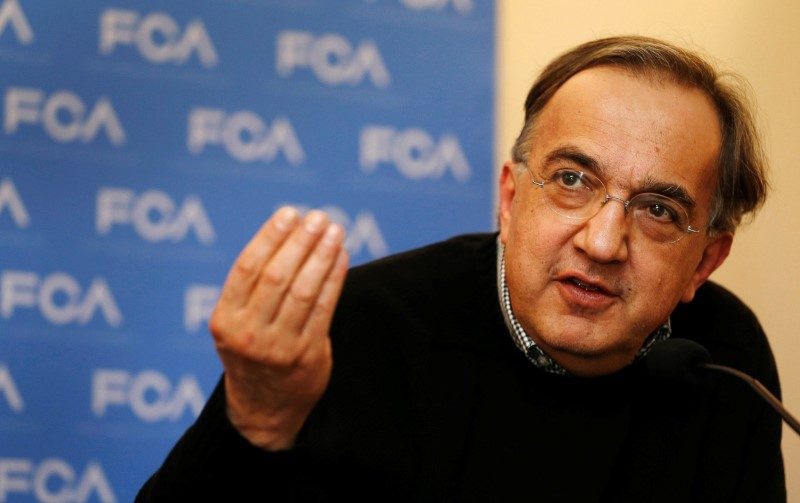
left=519, top=63, right=725, bottom=158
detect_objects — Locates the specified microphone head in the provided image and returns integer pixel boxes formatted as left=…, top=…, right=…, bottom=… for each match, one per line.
left=645, top=338, right=712, bottom=385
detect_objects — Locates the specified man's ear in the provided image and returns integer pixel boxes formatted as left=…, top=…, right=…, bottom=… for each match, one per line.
left=680, top=232, right=733, bottom=303
left=498, top=162, right=518, bottom=244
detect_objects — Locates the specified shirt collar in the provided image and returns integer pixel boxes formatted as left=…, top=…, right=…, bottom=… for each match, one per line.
left=495, top=238, right=671, bottom=375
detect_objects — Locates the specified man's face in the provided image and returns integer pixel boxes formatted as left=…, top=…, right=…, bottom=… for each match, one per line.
left=498, top=66, right=732, bottom=376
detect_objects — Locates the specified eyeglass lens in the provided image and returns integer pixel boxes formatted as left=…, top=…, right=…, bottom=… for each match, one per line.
left=532, top=168, right=693, bottom=243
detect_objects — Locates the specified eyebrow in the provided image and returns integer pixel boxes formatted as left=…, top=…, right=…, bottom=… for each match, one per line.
left=541, top=145, right=698, bottom=211
left=543, top=146, right=601, bottom=173
left=638, top=178, right=697, bottom=210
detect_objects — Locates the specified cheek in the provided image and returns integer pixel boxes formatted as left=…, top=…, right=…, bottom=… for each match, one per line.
left=628, top=249, right=698, bottom=305
left=510, top=199, right=570, bottom=248
left=509, top=220, right=554, bottom=267
left=506, top=216, right=573, bottom=290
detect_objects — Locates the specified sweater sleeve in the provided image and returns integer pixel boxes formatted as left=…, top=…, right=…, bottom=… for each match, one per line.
left=135, top=376, right=320, bottom=502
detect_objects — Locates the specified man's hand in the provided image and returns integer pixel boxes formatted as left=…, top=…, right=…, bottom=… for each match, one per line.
left=209, top=206, right=349, bottom=450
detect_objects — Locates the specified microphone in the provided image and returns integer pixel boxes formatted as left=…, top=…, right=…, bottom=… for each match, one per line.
left=646, top=338, right=800, bottom=436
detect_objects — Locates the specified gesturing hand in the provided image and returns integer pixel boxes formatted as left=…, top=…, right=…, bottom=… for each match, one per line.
left=209, top=207, right=349, bottom=450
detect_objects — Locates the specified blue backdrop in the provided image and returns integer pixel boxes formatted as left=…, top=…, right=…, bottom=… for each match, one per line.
left=0, top=1, right=494, bottom=500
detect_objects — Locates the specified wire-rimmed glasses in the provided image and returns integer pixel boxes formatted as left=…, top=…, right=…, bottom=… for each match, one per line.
left=523, top=163, right=705, bottom=244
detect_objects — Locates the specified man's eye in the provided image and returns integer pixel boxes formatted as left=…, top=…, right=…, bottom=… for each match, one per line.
left=646, top=203, right=677, bottom=222
left=553, top=170, right=584, bottom=188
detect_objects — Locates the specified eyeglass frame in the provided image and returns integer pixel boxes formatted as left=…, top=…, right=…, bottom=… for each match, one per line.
left=518, top=162, right=708, bottom=244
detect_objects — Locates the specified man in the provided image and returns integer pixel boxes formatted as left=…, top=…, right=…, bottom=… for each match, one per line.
left=138, top=36, right=784, bottom=501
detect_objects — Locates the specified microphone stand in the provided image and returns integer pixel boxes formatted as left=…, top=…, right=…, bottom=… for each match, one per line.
left=700, top=362, right=800, bottom=436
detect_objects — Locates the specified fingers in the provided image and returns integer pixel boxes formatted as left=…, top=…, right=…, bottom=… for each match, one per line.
left=213, top=205, right=348, bottom=360
left=265, top=247, right=347, bottom=363
left=302, top=247, right=349, bottom=338
left=219, top=206, right=300, bottom=308
left=275, top=223, right=347, bottom=333
left=247, top=210, right=336, bottom=324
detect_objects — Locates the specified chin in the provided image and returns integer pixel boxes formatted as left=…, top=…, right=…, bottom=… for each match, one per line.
left=538, top=327, right=637, bottom=362
left=535, top=320, right=608, bottom=353
left=547, top=335, right=609, bottom=357
left=540, top=336, right=637, bottom=376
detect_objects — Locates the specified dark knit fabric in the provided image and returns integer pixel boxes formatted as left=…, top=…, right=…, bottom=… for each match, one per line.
left=137, top=233, right=784, bottom=502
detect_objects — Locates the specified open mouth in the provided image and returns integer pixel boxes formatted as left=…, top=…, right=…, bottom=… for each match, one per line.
left=570, top=277, right=602, bottom=292
left=553, top=271, right=618, bottom=309
left=557, top=275, right=617, bottom=309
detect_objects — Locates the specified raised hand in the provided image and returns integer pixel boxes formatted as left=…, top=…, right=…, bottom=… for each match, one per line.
left=209, top=207, right=349, bottom=450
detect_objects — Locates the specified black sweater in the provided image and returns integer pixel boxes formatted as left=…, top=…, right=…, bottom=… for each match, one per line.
left=137, top=233, right=784, bottom=502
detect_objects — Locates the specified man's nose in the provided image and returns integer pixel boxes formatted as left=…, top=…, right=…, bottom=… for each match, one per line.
left=572, top=198, right=630, bottom=263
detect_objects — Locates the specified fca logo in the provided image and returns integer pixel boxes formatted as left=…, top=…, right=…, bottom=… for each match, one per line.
left=188, top=108, right=305, bottom=165
left=277, top=30, right=391, bottom=88
left=100, top=8, right=218, bottom=67
left=4, top=87, right=126, bottom=146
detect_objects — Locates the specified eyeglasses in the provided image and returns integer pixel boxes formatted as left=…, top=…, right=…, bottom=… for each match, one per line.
left=523, top=163, right=705, bottom=244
